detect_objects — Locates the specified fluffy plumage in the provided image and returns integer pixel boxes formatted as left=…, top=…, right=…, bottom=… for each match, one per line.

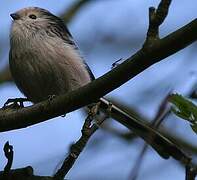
left=10, top=7, right=93, bottom=102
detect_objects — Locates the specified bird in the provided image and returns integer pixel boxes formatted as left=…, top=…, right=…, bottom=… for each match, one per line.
left=9, top=7, right=181, bottom=159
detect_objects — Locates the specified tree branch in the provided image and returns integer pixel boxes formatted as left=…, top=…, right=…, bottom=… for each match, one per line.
left=0, top=166, right=52, bottom=180
left=144, top=0, right=172, bottom=45
left=0, top=1, right=196, bottom=179
left=185, top=164, right=197, bottom=180
left=0, top=18, right=196, bottom=132
left=129, top=93, right=170, bottom=180
left=0, top=143, right=39, bottom=180
left=2, top=141, right=13, bottom=179
left=54, top=107, right=109, bottom=179
left=0, top=108, right=109, bottom=180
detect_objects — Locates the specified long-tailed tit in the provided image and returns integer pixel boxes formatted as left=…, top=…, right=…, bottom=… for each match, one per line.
left=9, top=7, right=177, bottom=158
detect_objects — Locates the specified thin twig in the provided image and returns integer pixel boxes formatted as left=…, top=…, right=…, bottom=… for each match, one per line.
left=185, top=164, right=197, bottom=180
left=54, top=104, right=111, bottom=179
left=144, top=0, right=172, bottom=46
left=3, top=141, right=13, bottom=178
left=129, top=93, right=170, bottom=180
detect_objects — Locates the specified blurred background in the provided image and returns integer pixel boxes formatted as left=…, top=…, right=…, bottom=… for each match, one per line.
left=0, top=0, right=196, bottom=179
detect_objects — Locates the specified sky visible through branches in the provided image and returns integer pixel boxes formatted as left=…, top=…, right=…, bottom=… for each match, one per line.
left=0, top=0, right=196, bottom=179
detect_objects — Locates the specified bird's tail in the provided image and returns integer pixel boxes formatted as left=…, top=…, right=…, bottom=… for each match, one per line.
left=99, top=97, right=188, bottom=161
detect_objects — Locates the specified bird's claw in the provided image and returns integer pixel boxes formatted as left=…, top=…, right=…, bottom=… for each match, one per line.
left=3, top=98, right=28, bottom=109
left=48, top=95, right=56, bottom=101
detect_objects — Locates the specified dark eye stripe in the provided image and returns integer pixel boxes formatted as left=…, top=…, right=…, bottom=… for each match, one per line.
left=29, top=14, right=37, bottom=19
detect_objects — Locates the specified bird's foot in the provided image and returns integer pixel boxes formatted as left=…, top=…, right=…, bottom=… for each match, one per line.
left=3, top=98, right=29, bottom=109
left=48, top=95, right=56, bottom=101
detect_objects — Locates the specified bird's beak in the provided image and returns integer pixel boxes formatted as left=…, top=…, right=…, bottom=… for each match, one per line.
left=10, top=13, right=20, bottom=20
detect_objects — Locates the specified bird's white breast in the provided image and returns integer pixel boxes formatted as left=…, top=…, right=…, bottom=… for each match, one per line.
left=10, top=30, right=92, bottom=102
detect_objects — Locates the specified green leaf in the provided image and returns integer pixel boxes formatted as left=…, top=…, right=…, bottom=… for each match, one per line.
left=169, top=93, right=197, bottom=134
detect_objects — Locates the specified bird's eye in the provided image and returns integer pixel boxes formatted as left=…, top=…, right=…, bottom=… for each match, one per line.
left=29, top=14, right=37, bottom=19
